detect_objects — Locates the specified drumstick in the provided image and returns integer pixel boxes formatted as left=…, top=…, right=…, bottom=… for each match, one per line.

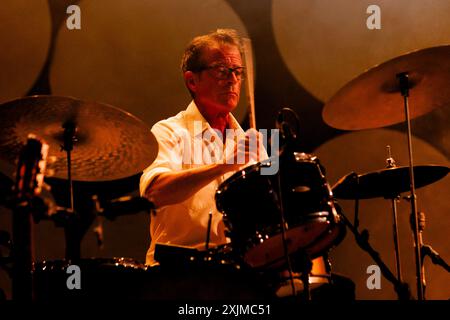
left=242, top=37, right=256, bottom=130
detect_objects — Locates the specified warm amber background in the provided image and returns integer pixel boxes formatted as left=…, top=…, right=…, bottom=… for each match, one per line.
left=0, top=0, right=449, bottom=299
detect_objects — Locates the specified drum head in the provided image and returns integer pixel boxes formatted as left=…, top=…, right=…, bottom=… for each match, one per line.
left=243, top=214, right=331, bottom=268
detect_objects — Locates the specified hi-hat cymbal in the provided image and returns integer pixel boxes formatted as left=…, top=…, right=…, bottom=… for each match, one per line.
left=332, top=165, right=450, bottom=199
left=0, top=95, right=158, bottom=182
left=323, top=45, right=450, bottom=130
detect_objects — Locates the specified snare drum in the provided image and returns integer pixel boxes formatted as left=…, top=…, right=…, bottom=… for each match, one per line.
left=215, top=153, right=345, bottom=268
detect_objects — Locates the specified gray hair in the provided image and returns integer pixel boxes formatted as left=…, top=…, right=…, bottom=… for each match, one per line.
left=181, top=28, right=243, bottom=74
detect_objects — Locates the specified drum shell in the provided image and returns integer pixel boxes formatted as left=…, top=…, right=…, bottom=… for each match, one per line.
left=33, top=258, right=147, bottom=300
left=216, top=154, right=345, bottom=268
left=33, top=257, right=273, bottom=300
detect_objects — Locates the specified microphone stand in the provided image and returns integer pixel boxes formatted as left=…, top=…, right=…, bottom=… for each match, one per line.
left=276, top=154, right=298, bottom=299
left=275, top=108, right=315, bottom=300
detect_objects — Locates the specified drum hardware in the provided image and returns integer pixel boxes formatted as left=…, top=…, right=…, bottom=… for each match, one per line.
left=205, top=211, right=213, bottom=250
left=216, top=153, right=345, bottom=270
left=333, top=164, right=449, bottom=296
left=90, top=195, right=154, bottom=248
left=0, top=95, right=158, bottom=300
left=384, top=146, right=403, bottom=285
left=274, top=117, right=299, bottom=299
left=244, top=37, right=314, bottom=299
left=32, top=195, right=152, bottom=250
left=397, top=71, right=424, bottom=299
left=10, top=135, right=49, bottom=300
left=154, top=243, right=239, bottom=268
left=332, top=160, right=450, bottom=299
left=410, top=209, right=450, bottom=289
left=0, top=95, right=158, bottom=182
left=275, top=254, right=333, bottom=297
left=278, top=109, right=338, bottom=301
left=93, top=195, right=155, bottom=221
left=295, top=251, right=313, bottom=301
left=332, top=163, right=449, bottom=299
left=420, top=244, right=450, bottom=273
left=61, top=119, right=76, bottom=213
left=0, top=95, right=158, bottom=261
left=324, top=45, right=450, bottom=299
left=3, top=191, right=154, bottom=260
left=337, top=205, right=412, bottom=300
left=216, top=108, right=345, bottom=301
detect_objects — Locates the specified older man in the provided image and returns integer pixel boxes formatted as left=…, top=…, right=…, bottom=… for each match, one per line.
left=140, top=29, right=265, bottom=265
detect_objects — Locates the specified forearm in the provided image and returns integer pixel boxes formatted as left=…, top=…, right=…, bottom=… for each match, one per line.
left=144, top=164, right=232, bottom=208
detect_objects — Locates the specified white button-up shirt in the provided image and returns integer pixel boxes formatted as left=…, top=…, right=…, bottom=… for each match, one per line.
left=140, top=101, right=247, bottom=265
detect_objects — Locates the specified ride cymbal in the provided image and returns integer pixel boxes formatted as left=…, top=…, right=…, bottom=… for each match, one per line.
left=0, top=95, right=157, bottom=182
left=323, top=45, right=450, bottom=130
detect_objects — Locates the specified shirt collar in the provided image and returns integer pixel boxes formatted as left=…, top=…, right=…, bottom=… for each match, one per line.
left=184, top=101, right=243, bottom=138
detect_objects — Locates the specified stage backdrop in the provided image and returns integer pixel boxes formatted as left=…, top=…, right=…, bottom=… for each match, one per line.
left=0, top=0, right=449, bottom=300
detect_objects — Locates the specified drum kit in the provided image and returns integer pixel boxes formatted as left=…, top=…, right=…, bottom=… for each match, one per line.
left=0, top=46, right=449, bottom=301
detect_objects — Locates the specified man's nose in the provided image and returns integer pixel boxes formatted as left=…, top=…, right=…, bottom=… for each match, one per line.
left=227, top=71, right=240, bottom=84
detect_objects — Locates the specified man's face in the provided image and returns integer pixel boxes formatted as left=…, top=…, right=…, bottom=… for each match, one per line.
left=190, top=45, right=243, bottom=114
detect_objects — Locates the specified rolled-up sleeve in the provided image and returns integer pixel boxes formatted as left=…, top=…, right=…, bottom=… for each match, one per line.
left=139, top=122, right=184, bottom=197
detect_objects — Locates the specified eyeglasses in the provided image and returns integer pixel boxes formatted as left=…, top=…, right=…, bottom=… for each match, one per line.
left=197, top=65, right=246, bottom=80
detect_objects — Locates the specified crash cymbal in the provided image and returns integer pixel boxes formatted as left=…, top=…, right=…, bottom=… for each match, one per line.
left=323, top=45, right=450, bottom=130
left=0, top=95, right=157, bottom=182
left=332, top=165, right=450, bottom=199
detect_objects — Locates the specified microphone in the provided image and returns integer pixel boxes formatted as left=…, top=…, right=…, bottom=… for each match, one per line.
left=276, top=107, right=300, bottom=149
left=278, top=120, right=296, bottom=141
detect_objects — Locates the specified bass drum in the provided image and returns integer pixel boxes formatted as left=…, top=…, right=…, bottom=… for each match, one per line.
left=216, top=152, right=345, bottom=269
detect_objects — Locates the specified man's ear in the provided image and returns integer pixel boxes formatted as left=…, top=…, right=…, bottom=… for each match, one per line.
left=184, top=71, right=197, bottom=93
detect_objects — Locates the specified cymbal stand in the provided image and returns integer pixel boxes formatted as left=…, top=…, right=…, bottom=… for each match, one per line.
left=61, top=120, right=79, bottom=260
left=338, top=206, right=411, bottom=300
left=384, top=146, right=403, bottom=284
left=61, top=120, right=77, bottom=212
left=396, top=72, right=424, bottom=300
